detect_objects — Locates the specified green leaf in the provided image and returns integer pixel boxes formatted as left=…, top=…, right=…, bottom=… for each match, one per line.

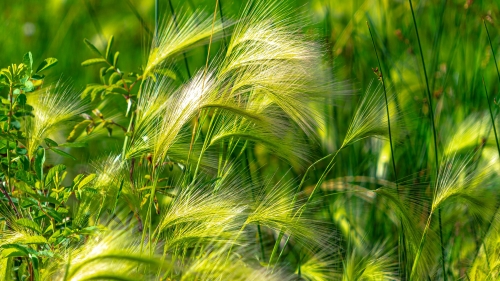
left=81, top=84, right=100, bottom=99
left=16, top=218, right=42, bottom=234
left=31, top=255, right=40, bottom=280
left=36, top=58, right=58, bottom=73
left=154, top=68, right=177, bottom=80
left=23, top=236, right=47, bottom=244
left=23, top=52, right=33, bottom=76
left=108, top=72, right=121, bottom=85
left=106, top=35, right=114, bottom=60
left=43, top=224, right=53, bottom=234
left=67, top=120, right=93, bottom=142
left=105, top=66, right=115, bottom=74
left=59, top=142, right=87, bottom=148
left=107, top=85, right=128, bottom=95
left=43, top=207, right=63, bottom=223
left=44, top=137, right=58, bottom=147
left=28, top=193, right=60, bottom=206
left=37, top=250, right=54, bottom=258
left=34, top=147, right=45, bottom=181
left=15, top=170, right=36, bottom=186
left=81, top=58, right=108, bottom=67
left=72, top=174, right=85, bottom=187
left=16, top=147, right=27, bottom=155
left=77, top=174, right=96, bottom=190
left=99, top=67, right=107, bottom=84
left=50, top=148, right=76, bottom=160
left=91, top=86, right=106, bottom=101
left=2, top=248, right=27, bottom=258
left=16, top=155, right=30, bottom=170
left=113, top=51, right=120, bottom=66
left=31, top=74, right=45, bottom=80
left=2, top=236, right=47, bottom=246
left=10, top=119, right=21, bottom=130
left=16, top=94, right=26, bottom=106
left=83, top=38, right=102, bottom=56
left=45, top=164, right=66, bottom=186
left=23, top=80, right=34, bottom=92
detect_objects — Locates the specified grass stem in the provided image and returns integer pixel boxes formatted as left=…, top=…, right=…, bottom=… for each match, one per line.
left=471, top=19, right=500, bottom=271
left=367, top=21, right=408, bottom=280
left=408, top=0, right=445, bottom=279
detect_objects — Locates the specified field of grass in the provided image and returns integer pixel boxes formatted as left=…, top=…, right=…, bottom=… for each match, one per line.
left=1, top=0, right=500, bottom=280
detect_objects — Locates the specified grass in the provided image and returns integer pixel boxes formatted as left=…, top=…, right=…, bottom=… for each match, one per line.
left=1, top=0, right=500, bottom=280
left=407, top=0, right=445, bottom=279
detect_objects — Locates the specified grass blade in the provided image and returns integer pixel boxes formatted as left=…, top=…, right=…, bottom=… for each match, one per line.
left=408, top=0, right=445, bottom=279
left=367, top=21, right=408, bottom=281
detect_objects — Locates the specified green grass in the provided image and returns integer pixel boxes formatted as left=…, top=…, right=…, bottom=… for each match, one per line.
left=1, top=0, right=500, bottom=280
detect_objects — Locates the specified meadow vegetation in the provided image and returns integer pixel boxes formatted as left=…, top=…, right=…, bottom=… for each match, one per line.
left=1, top=0, right=500, bottom=280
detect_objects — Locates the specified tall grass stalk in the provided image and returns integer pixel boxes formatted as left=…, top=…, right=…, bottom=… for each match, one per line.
left=155, top=0, right=159, bottom=36
left=367, top=21, right=407, bottom=280
left=484, top=20, right=500, bottom=83
left=244, top=147, right=266, bottom=261
left=167, top=0, right=192, bottom=78
left=125, top=0, right=153, bottom=38
left=473, top=77, right=500, bottom=264
left=269, top=148, right=342, bottom=270
left=429, top=0, right=447, bottom=93
left=187, top=0, right=219, bottom=165
left=471, top=19, right=500, bottom=269
left=408, top=0, right=445, bottom=279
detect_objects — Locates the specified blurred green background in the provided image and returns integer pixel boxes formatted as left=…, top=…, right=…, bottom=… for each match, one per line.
left=3, top=0, right=497, bottom=94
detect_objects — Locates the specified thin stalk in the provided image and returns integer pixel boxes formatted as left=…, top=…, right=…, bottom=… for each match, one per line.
left=408, top=1, right=445, bottom=279
left=218, top=0, right=227, bottom=51
left=484, top=20, right=500, bottom=83
left=167, top=0, right=192, bottom=78
left=269, top=148, right=343, bottom=270
left=192, top=0, right=226, bottom=181
left=140, top=164, right=159, bottom=255
left=367, top=21, right=408, bottom=280
left=125, top=0, right=153, bottom=38
left=155, top=0, right=159, bottom=36
left=408, top=0, right=440, bottom=178
left=410, top=212, right=434, bottom=280
left=84, top=0, right=106, bottom=46
left=470, top=76, right=500, bottom=266
left=429, top=0, right=448, bottom=93
left=244, top=147, right=266, bottom=261
left=187, top=0, right=219, bottom=165
left=3, top=85, right=20, bottom=218
left=192, top=109, right=220, bottom=181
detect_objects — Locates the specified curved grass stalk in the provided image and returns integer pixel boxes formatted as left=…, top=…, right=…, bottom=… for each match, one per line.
left=407, top=0, right=445, bottom=279
left=367, top=21, right=408, bottom=280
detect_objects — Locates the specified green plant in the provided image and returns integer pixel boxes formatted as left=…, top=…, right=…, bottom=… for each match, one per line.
left=1, top=0, right=500, bottom=280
